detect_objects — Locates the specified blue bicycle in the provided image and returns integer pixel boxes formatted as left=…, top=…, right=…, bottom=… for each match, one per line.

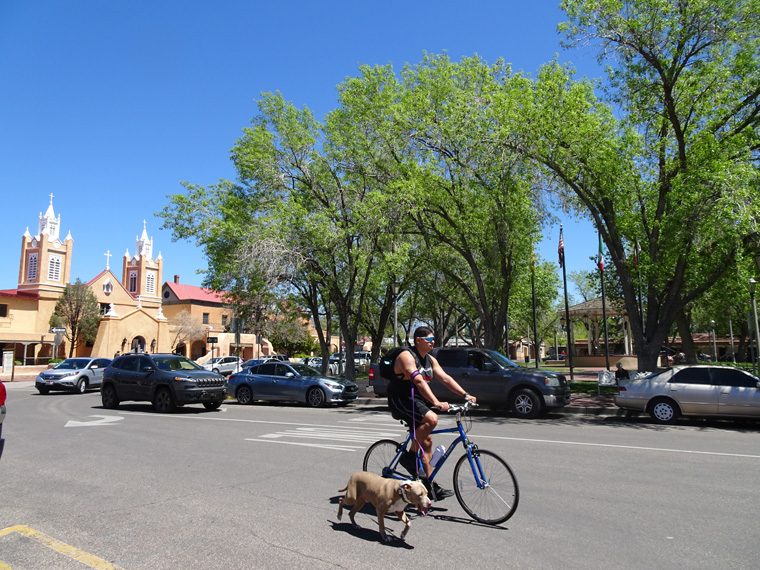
left=362, top=401, right=519, bottom=524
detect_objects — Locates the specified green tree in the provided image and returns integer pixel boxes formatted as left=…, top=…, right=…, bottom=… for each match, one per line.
left=518, top=1, right=760, bottom=369
left=49, top=279, right=101, bottom=358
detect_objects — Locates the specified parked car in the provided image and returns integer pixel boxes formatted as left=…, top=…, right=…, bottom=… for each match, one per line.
left=260, top=354, right=289, bottom=362
left=328, top=353, right=346, bottom=376
left=241, top=358, right=265, bottom=369
left=35, top=357, right=112, bottom=394
left=369, top=347, right=571, bottom=418
left=614, top=365, right=760, bottom=424
left=101, top=353, right=227, bottom=413
left=227, top=361, right=358, bottom=407
left=0, top=381, right=6, bottom=461
left=300, top=356, right=322, bottom=367
left=201, top=356, right=243, bottom=376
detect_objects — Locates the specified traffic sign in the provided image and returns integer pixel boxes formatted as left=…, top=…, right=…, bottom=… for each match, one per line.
left=50, top=327, right=66, bottom=333
left=207, top=337, right=218, bottom=343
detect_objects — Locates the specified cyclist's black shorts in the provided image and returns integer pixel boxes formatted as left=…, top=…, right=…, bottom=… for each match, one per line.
left=388, top=392, right=432, bottom=427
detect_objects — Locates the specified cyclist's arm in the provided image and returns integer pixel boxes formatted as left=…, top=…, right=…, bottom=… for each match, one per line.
left=430, top=356, right=477, bottom=404
left=395, top=350, right=446, bottom=409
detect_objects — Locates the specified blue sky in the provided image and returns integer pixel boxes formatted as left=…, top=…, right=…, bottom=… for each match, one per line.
left=0, top=0, right=601, bottom=295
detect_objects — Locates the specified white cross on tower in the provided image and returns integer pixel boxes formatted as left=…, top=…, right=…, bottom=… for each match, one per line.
left=104, top=249, right=112, bottom=270
left=49, top=193, right=54, bottom=204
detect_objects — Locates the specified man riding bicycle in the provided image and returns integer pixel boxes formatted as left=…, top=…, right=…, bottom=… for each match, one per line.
left=387, top=326, right=476, bottom=500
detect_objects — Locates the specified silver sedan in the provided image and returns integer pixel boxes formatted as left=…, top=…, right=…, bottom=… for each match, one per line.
left=614, top=365, right=760, bottom=424
left=35, top=357, right=112, bottom=394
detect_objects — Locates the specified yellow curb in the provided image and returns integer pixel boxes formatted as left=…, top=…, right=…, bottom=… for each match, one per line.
left=0, top=525, right=125, bottom=570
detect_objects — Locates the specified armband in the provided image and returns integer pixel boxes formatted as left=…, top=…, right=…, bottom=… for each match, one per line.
left=410, top=370, right=421, bottom=380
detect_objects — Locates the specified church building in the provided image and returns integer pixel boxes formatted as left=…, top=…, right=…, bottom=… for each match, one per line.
left=0, top=197, right=170, bottom=364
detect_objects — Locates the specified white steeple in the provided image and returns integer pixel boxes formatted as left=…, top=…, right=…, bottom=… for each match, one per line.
left=135, top=220, right=153, bottom=259
left=38, top=193, right=60, bottom=240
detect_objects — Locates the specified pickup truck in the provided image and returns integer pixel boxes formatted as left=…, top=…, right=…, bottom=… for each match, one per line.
left=368, top=347, right=571, bottom=418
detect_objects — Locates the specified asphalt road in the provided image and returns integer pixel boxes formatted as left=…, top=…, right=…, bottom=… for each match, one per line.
left=1, top=382, right=759, bottom=570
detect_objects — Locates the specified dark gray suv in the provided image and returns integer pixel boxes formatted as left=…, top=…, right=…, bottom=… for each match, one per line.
left=101, top=354, right=227, bottom=413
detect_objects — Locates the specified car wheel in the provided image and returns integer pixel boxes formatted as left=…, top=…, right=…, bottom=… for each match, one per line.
left=648, top=398, right=680, bottom=424
left=37, top=386, right=50, bottom=395
left=511, top=388, right=542, bottom=419
left=153, top=387, right=176, bottom=413
left=203, top=400, right=222, bottom=411
left=101, top=384, right=120, bottom=409
left=306, top=387, right=326, bottom=408
left=73, top=378, right=87, bottom=394
left=213, top=368, right=221, bottom=374
left=237, top=385, right=254, bottom=405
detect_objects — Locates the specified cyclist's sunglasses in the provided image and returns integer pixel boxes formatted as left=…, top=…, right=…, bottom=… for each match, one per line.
left=419, top=336, right=435, bottom=342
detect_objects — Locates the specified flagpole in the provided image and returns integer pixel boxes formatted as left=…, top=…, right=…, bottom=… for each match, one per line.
left=598, top=232, right=611, bottom=372
left=635, top=239, right=644, bottom=336
left=531, top=246, right=539, bottom=369
left=559, top=225, right=574, bottom=381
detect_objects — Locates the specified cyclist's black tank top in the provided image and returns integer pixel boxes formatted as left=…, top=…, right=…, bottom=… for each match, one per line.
left=386, top=348, right=433, bottom=398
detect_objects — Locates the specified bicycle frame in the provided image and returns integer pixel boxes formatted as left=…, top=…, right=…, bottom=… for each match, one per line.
left=385, top=412, right=488, bottom=490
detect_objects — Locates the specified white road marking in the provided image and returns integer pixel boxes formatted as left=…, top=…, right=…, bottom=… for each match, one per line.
left=473, top=434, right=760, bottom=459
left=245, top=439, right=365, bottom=451
left=64, top=415, right=124, bottom=428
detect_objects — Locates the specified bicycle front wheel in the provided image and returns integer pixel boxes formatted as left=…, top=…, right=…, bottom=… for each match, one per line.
left=453, top=449, right=519, bottom=525
left=363, top=439, right=402, bottom=477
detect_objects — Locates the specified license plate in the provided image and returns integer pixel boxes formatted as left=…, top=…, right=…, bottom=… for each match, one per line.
left=48, top=381, right=54, bottom=386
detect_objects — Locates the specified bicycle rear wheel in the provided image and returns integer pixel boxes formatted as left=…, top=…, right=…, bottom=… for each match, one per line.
left=363, top=439, right=402, bottom=478
left=453, top=449, right=519, bottom=524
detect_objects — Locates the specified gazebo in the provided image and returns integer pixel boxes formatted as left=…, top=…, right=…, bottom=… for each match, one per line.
left=564, top=297, right=634, bottom=364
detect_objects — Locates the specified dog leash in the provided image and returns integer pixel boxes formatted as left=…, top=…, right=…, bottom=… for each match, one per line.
left=410, top=383, right=424, bottom=477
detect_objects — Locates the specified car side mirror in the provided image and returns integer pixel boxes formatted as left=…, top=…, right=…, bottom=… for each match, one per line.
left=483, top=362, right=497, bottom=372
left=757, top=380, right=760, bottom=389
left=285, top=372, right=295, bottom=378
left=143, top=366, right=155, bottom=374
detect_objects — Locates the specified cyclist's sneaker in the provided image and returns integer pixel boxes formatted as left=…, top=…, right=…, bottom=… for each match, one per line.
left=399, top=450, right=418, bottom=475
left=419, top=477, right=454, bottom=501
left=430, top=481, right=454, bottom=501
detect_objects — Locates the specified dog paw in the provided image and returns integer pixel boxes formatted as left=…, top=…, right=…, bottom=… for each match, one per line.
left=382, top=535, right=393, bottom=543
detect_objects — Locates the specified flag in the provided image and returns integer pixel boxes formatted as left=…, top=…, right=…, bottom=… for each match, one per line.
left=530, top=246, right=535, bottom=275
left=597, top=232, right=605, bottom=273
left=558, top=226, right=565, bottom=269
left=634, top=239, right=641, bottom=268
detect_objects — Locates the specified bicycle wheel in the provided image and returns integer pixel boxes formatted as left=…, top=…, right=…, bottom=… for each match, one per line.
left=453, top=449, right=519, bottom=525
left=363, top=439, right=402, bottom=478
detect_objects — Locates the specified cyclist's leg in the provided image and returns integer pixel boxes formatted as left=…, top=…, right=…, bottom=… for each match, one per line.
left=388, top=394, right=434, bottom=476
left=413, top=409, right=438, bottom=479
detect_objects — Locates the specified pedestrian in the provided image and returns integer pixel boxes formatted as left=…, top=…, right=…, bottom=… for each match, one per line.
left=615, top=361, right=628, bottom=382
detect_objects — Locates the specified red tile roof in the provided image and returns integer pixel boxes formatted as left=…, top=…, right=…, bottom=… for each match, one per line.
left=164, top=281, right=225, bottom=304
left=0, top=289, right=40, bottom=299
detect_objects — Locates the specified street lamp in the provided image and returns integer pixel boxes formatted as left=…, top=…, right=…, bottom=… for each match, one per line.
left=749, top=278, right=760, bottom=377
left=391, top=281, right=401, bottom=348
left=710, top=320, right=717, bottom=362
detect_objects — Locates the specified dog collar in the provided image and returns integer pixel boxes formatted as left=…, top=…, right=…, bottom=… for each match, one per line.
left=398, top=482, right=410, bottom=503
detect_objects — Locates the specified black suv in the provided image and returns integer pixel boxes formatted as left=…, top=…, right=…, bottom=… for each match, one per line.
left=101, top=353, right=227, bottom=413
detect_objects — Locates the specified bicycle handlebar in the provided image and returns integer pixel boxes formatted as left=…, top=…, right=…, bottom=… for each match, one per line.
left=444, top=400, right=478, bottom=414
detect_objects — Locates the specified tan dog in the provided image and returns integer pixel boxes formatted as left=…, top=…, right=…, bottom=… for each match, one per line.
left=337, top=471, right=432, bottom=542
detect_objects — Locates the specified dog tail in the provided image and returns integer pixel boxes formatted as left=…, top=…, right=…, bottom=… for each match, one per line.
left=338, top=486, right=347, bottom=493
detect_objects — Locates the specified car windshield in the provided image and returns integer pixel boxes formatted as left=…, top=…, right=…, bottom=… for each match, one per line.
left=289, top=364, right=321, bottom=377
left=489, top=351, right=519, bottom=369
left=152, top=356, right=203, bottom=371
left=54, top=358, right=90, bottom=370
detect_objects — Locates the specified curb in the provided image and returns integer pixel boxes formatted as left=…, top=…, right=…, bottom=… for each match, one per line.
left=352, top=395, right=620, bottom=416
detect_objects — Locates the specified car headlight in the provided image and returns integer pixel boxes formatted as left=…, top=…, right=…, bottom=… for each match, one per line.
left=324, top=382, right=342, bottom=390
left=544, top=377, right=561, bottom=387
